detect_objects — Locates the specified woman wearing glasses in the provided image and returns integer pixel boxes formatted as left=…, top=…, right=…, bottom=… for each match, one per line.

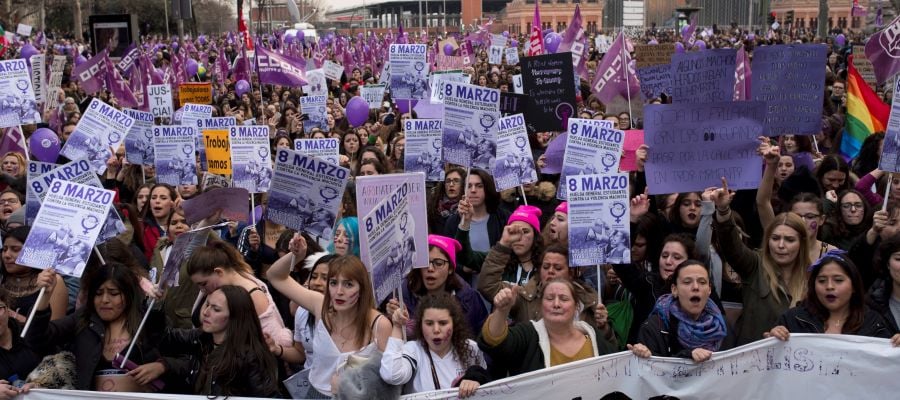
left=427, top=166, right=466, bottom=235
left=386, top=235, right=488, bottom=340
left=820, top=190, right=873, bottom=251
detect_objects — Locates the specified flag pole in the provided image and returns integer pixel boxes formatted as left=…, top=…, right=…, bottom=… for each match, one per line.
left=619, top=30, right=634, bottom=129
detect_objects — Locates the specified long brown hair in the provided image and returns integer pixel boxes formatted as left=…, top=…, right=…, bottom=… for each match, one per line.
left=186, top=240, right=254, bottom=276
left=760, top=212, right=811, bottom=306
left=414, top=293, right=477, bottom=368
left=196, top=285, right=278, bottom=395
left=322, top=255, right=377, bottom=349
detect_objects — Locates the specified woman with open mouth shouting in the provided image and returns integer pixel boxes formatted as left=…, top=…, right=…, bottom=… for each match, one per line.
left=765, top=250, right=895, bottom=344
left=267, top=233, right=391, bottom=398
left=713, top=177, right=813, bottom=345
left=628, top=260, right=732, bottom=363
left=380, top=293, right=489, bottom=397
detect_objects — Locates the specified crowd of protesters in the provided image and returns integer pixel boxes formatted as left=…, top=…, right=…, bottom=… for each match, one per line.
left=0, top=20, right=899, bottom=399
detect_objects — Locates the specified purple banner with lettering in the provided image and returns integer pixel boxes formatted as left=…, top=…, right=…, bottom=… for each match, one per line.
left=750, top=44, right=826, bottom=136
left=256, top=46, right=308, bottom=87
left=670, top=49, right=736, bottom=103
left=643, top=101, right=767, bottom=194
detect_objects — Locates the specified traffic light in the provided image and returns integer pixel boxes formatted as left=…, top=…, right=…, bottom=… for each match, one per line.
left=786, top=11, right=794, bottom=26
left=768, top=12, right=776, bottom=25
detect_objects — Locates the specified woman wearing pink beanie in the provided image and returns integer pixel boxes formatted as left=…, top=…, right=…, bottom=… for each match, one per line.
left=385, top=235, right=488, bottom=340
left=541, top=202, right=569, bottom=247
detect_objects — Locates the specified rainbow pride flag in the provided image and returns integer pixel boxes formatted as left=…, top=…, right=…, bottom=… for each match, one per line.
left=841, top=55, right=890, bottom=159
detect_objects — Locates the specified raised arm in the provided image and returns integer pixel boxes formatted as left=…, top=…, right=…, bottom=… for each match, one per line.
left=713, top=179, right=761, bottom=279
left=379, top=308, right=415, bottom=386
left=755, top=137, right=778, bottom=231
left=265, top=233, right=324, bottom=319
left=475, top=225, right=520, bottom=301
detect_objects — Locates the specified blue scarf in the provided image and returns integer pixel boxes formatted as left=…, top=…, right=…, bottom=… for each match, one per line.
left=652, top=294, right=727, bottom=351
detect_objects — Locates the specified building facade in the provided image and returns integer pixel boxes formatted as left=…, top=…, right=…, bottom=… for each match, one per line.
left=503, top=0, right=604, bottom=35
left=769, top=0, right=874, bottom=31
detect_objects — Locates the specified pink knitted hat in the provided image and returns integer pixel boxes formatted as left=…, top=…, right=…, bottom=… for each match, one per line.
left=507, top=205, right=543, bottom=233
left=428, top=234, right=463, bottom=269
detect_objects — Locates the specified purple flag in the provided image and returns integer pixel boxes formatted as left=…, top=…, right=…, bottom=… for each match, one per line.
left=683, top=14, right=698, bottom=46
left=877, top=6, right=884, bottom=28
left=256, top=46, right=308, bottom=87
left=117, top=44, right=139, bottom=77
left=590, top=32, right=640, bottom=103
left=217, top=47, right=230, bottom=80
left=72, top=49, right=109, bottom=94
left=558, top=5, right=589, bottom=81
left=0, top=126, right=27, bottom=159
left=865, top=13, right=900, bottom=85
left=733, top=47, right=751, bottom=101
left=397, top=24, right=407, bottom=44
left=129, top=60, right=148, bottom=111
left=104, top=54, right=139, bottom=109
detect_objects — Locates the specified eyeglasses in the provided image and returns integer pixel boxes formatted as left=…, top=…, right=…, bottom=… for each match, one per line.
left=429, top=259, right=449, bottom=268
left=444, top=178, right=461, bottom=185
left=0, top=198, right=20, bottom=206
left=799, top=213, right=821, bottom=220
left=841, top=202, right=864, bottom=210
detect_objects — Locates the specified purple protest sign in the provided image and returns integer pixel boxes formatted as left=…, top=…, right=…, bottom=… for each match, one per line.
left=643, top=101, right=767, bottom=194
left=670, top=49, right=736, bottom=103
left=541, top=132, right=567, bottom=174
left=256, top=46, right=308, bottom=87
left=750, top=44, right=826, bottom=136
left=181, top=187, right=251, bottom=225
left=637, top=64, right=672, bottom=101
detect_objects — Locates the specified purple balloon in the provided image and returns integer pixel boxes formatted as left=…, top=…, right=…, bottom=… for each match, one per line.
left=502, top=31, right=509, bottom=38
left=648, top=39, right=659, bottom=45
left=397, top=100, right=418, bottom=114
left=198, top=35, right=207, bottom=45
left=836, top=33, right=846, bottom=47
left=284, top=33, right=295, bottom=45
left=29, top=128, right=61, bottom=162
left=75, top=55, right=87, bottom=67
left=510, top=39, right=519, bottom=47
left=695, top=40, right=707, bottom=50
left=346, top=96, right=370, bottom=128
left=20, top=44, right=39, bottom=60
left=443, top=43, right=455, bottom=56
left=235, top=79, right=251, bottom=97
left=675, top=42, right=685, bottom=54
left=297, top=30, right=305, bottom=42
left=748, top=33, right=756, bottom=41
left=186, top=59, right=199, bottom=77
left=544, top=32, right=561, bottom=53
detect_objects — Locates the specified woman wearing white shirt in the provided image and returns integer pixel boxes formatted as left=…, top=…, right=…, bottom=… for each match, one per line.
left=380, top=293, right=488, bottom=397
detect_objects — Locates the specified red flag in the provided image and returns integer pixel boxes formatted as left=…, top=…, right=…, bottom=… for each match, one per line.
left=237, top=0, right=254, bottom=51
left=528, top=3, right=545, bottom=57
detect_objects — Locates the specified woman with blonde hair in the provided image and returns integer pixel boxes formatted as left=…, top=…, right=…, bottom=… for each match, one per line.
left=712, top=180, right=812, bottom=345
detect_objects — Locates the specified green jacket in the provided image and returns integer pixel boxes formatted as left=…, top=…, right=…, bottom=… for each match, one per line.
left=714, top=215, right=792, bottom=345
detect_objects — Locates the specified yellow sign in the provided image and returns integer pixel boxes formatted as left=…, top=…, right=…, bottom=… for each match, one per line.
left=203, top=129, right=232, bottom=175
left=178, top=82, right=213, bottom=107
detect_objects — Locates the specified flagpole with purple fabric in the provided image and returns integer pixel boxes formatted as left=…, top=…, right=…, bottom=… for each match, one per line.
left=620, top=30, right=634, bottom=128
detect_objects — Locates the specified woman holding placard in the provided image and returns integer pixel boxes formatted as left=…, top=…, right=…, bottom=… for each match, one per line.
left=26, top=263, right=174, bottom=391
left=267, top=234, right=391, bottom=398
left=381, top=293, right=489, bottom=397
left=1, top=227, right=68, bottom=322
